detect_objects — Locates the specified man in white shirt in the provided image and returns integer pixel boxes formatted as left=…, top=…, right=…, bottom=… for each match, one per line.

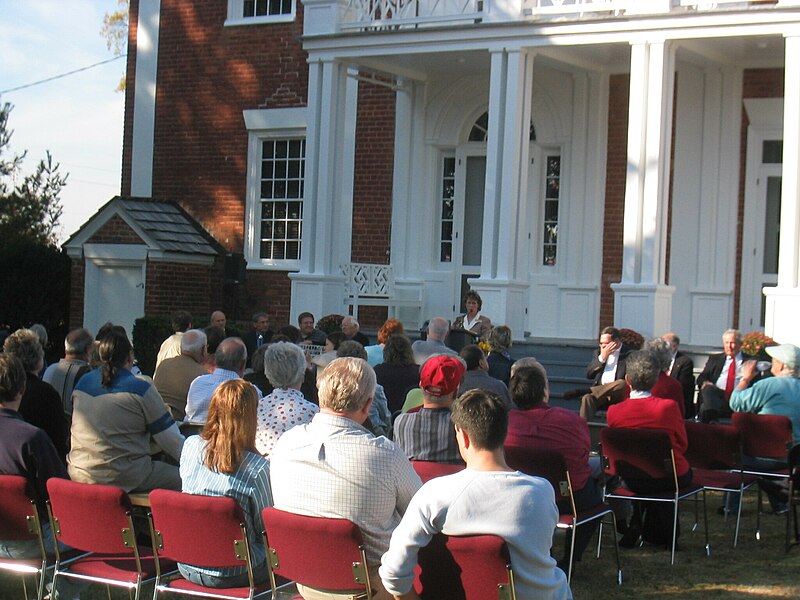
left=579, top=326, right=631, bottom=420
left=185, top=337, right=249, bottom=423
left=696, top=329, right=755, bottom=423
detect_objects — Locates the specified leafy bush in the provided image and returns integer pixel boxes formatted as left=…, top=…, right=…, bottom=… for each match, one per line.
left=132, top=315, right=172, bottom=376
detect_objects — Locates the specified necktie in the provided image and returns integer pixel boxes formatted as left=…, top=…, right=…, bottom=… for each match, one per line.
left=256, top=334, right=263, bottom=348
left=724, top=357, right=736, bottom=401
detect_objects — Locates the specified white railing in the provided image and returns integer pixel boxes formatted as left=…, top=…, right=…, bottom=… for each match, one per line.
left=340, top=0, right=483, bottom=30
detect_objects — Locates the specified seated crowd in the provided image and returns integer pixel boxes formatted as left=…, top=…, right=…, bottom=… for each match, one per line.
left=2, top=306, right=799, bottom=600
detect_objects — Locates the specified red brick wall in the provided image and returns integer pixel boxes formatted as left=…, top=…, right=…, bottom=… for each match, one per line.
left=88, top=215, right=145, bottom=244
left=121, top=0, right=139, bottom=195
left=600, top=74, right=629, bottom=329
left=145, top=258, right=224, bottom=317
left=239, top=270, right=293, bottom=328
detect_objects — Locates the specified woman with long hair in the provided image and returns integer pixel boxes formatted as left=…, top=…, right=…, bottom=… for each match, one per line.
left=374, top=334, right=420, bottom=414
left=179, top=379, right=273, bottom=587
left=365, top=318, right=406, bottom=367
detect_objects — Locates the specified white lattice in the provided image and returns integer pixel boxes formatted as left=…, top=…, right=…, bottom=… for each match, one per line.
left=342, top=263, right=394, bottom=297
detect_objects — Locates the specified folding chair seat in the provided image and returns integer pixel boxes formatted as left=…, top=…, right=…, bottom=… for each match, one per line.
left=785, top=444, right=800, bottom=553
left=46, top=478, right=171, bottom=600
left=0, top=475, right=53, bottom=600
left=684, top=421, right=758, bottom=547
left=149, top=489, right=275, bottom=600
left=504, top=445, right=622, bottom=584
left=731, top=412, right=793, bottom=540
left=413, top=533, right=517, bottom=600
left=601, top=427, right=710, bottom=565
left=261, top=507, right=372, bottom=599
left=410, top=460, right=465, bottom=484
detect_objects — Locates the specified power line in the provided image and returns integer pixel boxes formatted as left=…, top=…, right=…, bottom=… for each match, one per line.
left=0, top=54, right=127, bottom=95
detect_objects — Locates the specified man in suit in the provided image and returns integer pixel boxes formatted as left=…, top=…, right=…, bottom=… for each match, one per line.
left=580, top=326, right=633, bottom=420
left=696, top=329, right=754, bottom=423
left=663, top=332, right=696, bottom=418
left=242, top=312, right=272, bottom=367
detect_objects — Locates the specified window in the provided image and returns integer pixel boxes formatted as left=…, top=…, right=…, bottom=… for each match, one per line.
left=440, top=156, right=456, bottom=263
left=542, top=154, right=561, bottom=266
left=226, top=0, right=295, bottom=25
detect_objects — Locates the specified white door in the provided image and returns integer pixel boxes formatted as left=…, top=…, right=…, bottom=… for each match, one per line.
left=83, top=245, right=146, bottom=338
left=452, top=149, right=486, bottom=313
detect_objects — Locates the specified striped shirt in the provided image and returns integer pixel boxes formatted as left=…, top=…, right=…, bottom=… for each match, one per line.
left=270, top=412, right=422, bottom=563
left=179, top=435, right=273, bottom=577
left=185, top=369, right=251, bottom=423
left=393, top=408, right=463, bottom=464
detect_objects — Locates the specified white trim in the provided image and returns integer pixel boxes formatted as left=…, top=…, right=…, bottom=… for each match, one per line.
left=225, top=0, right=296, bottom=26
left=83, top=244, right=148, bottom=262
left=244, top=108, right=306, bottom=130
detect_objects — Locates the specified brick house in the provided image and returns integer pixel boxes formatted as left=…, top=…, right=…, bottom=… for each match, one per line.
left=86, top=0, right=800, bottom=346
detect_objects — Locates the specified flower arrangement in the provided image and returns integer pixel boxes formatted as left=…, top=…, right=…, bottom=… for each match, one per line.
left=315, top=313, right=344, bottom=335
left=619, top=328, right=644, bottom=350
left=741, top=331, right=776, bottom=360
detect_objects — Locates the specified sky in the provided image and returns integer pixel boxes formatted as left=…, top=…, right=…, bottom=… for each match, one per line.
left=0, top=0, right=125, bottom=242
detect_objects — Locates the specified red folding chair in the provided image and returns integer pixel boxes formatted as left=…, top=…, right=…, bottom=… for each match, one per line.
left=0, top=475, right=51, bottom=600
left=504, top=445, right=622, bottom=584
left=411, top=460, right=465, bottom=484
left=413, top=533, right=517, bottom=600
left=46, top=478, right=170, bottom=600
left=684, top=421, right=758, bottom=547
left=149, top=489, right=274, bottom=600
left=261, top=507, right=372, bottom=600
left=785, top=444, right=800, bottom=553
left=731, top=412, right=793, bottom=540
left=601, top=427, right=710, bottom=565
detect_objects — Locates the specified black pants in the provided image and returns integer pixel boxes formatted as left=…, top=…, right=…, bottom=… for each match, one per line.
left=624, top=470, right=693, bottom=546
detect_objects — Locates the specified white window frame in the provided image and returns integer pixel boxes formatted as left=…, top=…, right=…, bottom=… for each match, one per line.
left=243, top=108, right=307, bottom=270
left=225, top=0, right=296, bottom=26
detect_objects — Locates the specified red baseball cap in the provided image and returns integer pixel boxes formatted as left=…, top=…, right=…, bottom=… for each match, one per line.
left=420, top=355, right=466, bottom=397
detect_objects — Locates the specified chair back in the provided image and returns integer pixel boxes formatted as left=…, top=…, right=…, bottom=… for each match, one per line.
left=414, top=533, right=514, bottom=600
left=732, top=412, right=792, bottom=461
left=46, top=478, right=136, bottom=554
left=411, top=460, right=465, bottom=484
left=789, top=444, right=800, bottom=491
left=684, top=421, right=740, bottom=470
left=504, top=446, right=573, bottom=514
left=149, top=489, right=250, bottom=570
left=601, top=427, right=675, bottom=482
left=261, top=507, right=370, bottom=594
left=0, top=475, right=42, bottom=542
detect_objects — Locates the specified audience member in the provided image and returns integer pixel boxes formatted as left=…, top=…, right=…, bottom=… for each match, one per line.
left=635, top=338, right=686, bottom=417
left=186, top=337, right=250, bottom=423
left=242, top=312, right=273, bottom=367
left=243, top=344, right=271, bottom=395
left=69, top=328, right=184, bottom=492
left=156, top=310, right=192, bottom=369
left=696, top=329, right=755, bottom=423
left=458, top=344, right=512, bottom=408
left=380, top=388, right=572, bottom=600
left=255, top=342, right=318, bottom=456
left=270, top=357, right=421, bottom=600
left=411, top=317, right=458, bottom=365
left=486, top=325, right=515, bottom=385
left=297, top=312, right=326, bottom=345
left=579, top=326, right=633, bottom=420
left=366, top=318, right=406, bottom=367
left=374, top=334, right=420, bottom=414
left=153, top=329, right=208, bottom=421
left=394, top=355, right=466, bottom=464
left=452, top=289, right=492, bottom=339
left=4, top=329, right=69, bottom=462
left=210, top=310, right=239, bottom=338
left=311, top=331, right=347, bottom=371
left=43, top=327, right=93, bottom=415
left=337, top=341, right=392, bottom=437
left=662, top=332, right=696, bottom=418
left=179, top=379, right=272, bottom=588
left=342, top=315, right=370, bottom=346
left=202, top=325, right=226, bottom=370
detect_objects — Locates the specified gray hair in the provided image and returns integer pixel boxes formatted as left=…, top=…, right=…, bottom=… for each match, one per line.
left=428, top=317, right=450, bottom=339
left=625, top=351, right=660, bottom=392
left=337, top=340, right=368, bottom=360
left=723, top=329, right=742, bottom=342
left=342, top=316, right=359, bottom=329
left=214, top=337, right=247, bottom=371
left=264, top=342, right=306, bottom=388
left=30, top=324, right=48, bottom=348
left=3, top=329, right=44, bottom=373
left=65, top=328, right=94, bottom=355
left=644, top=337, right=671, bottom=372
left=318, top=357, right=376, bottom=413
left=181, top=329, right=207, bottom=354
left=510, top=357, right=548, bottom=388
left=252, top=311, right=269, bottom=322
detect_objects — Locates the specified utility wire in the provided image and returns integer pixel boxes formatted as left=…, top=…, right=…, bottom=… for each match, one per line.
left=1, top=54, right=127, bottom=95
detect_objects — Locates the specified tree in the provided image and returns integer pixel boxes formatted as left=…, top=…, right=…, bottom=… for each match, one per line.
left=101, top=0, right=130, bottom=92
left=0, top=101, right=68, bottom=247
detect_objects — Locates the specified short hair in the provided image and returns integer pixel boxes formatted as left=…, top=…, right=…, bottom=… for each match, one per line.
left=509, top=366, right=548, bottom=410
left=201, top=379, right=259, bottom=474
left=297, top=312, right=315, bottom=325
left=204, top=326, right=226, bottom=354
left=487, top=326, right=512, bottom=352
left=181, top=329, right=207, bottom=354
left=171, top=310, right=192, bottom=333
left=264, top=342, right=306, bottom=388
left=250, top=343, right=269, bottom=374
left=215, top=338, right=247, bottom=371
left=252, top=311, right=269, bottom=322
left=601, top=326, right=621, bottom=340
left=463, top=290, right=483, bottom=310
left=510, top=357, right=548, bottom=386
left=644, top=337, right=671, bottom=372
left=625, top=351, right=660, bottom=392
left=65, top=328, right=93, bottom=355
left=98, top=327, right=133, bottom=388
left=450, top=389, right=507, bottom=451
left=382, top=334, right=414, bottom=367
left=326, top=331, right=347, bottom=351
left=342, top=316, right=359, bottom=329
left=377, top=319, right=405, bottom=344
left=0, top=354, right=26, bottom=404
left=3, top=329, right=44, bottom=373
left=723, top=329, right=742, bottom=342
left=337, top=340, right=367, bottom=360
left=30, top=324, right=48, bottom=348
left=459, top=344, right=485, bottom=371
left=428, top=317, right=450, bottom=339
left=318, top=357, right=376, bottom=413
left=278, top=325, right=301, bottom=343
left=663, top=332, right=680, bottom=346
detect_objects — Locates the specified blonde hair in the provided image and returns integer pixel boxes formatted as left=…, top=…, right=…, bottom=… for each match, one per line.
left=201, top=379, right=259, bottom=473
left=318, top=357, right=375, bottom=413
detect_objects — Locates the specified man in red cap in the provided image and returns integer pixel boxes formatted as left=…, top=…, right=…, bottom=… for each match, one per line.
left=393, top=354, right=466, bottom=464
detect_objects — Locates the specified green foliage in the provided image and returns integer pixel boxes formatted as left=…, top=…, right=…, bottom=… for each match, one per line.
left=132, top=314, right=173, bottom=377
left=101, top=0, right=129, bottom=91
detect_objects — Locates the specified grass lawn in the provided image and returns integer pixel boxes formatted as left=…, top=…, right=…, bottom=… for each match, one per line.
left=1, top=491, right=799, bottom=599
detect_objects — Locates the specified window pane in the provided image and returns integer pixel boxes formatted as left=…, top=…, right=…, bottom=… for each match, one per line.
left=542, top=155, right=561, bottom=266
left=258, top=137, right=305, bottom=261
left=762, top=140, right=783, bottom=164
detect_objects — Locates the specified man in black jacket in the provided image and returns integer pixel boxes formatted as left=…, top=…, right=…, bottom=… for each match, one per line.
left=663, top=332, right=696, bottom=418
left=580, top=326, right=633, bottom=420
left=696, top=329, right=754, bottom=422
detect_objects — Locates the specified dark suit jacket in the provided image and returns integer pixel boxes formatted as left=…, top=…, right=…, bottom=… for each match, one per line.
left=669, top=351, right=695, bottom=412
left=696, top=352, right=755, bottom=392
left=586, top=345, right=632, bottom=386
left=242, top=329, right=273, bottom=367
left=349, top=331, right=370, bottom=347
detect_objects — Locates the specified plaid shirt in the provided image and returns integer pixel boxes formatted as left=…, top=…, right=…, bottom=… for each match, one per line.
left=393, top=407, right=463, bottom=464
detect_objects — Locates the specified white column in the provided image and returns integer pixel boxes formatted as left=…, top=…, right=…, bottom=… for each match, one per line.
left=470, top=48, right=533, bottom=336
left=289, top=58, right=356, bottom=321
left=764, top=35, right=800, bottom=346
left=611, top=41, right=676, bottom=337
